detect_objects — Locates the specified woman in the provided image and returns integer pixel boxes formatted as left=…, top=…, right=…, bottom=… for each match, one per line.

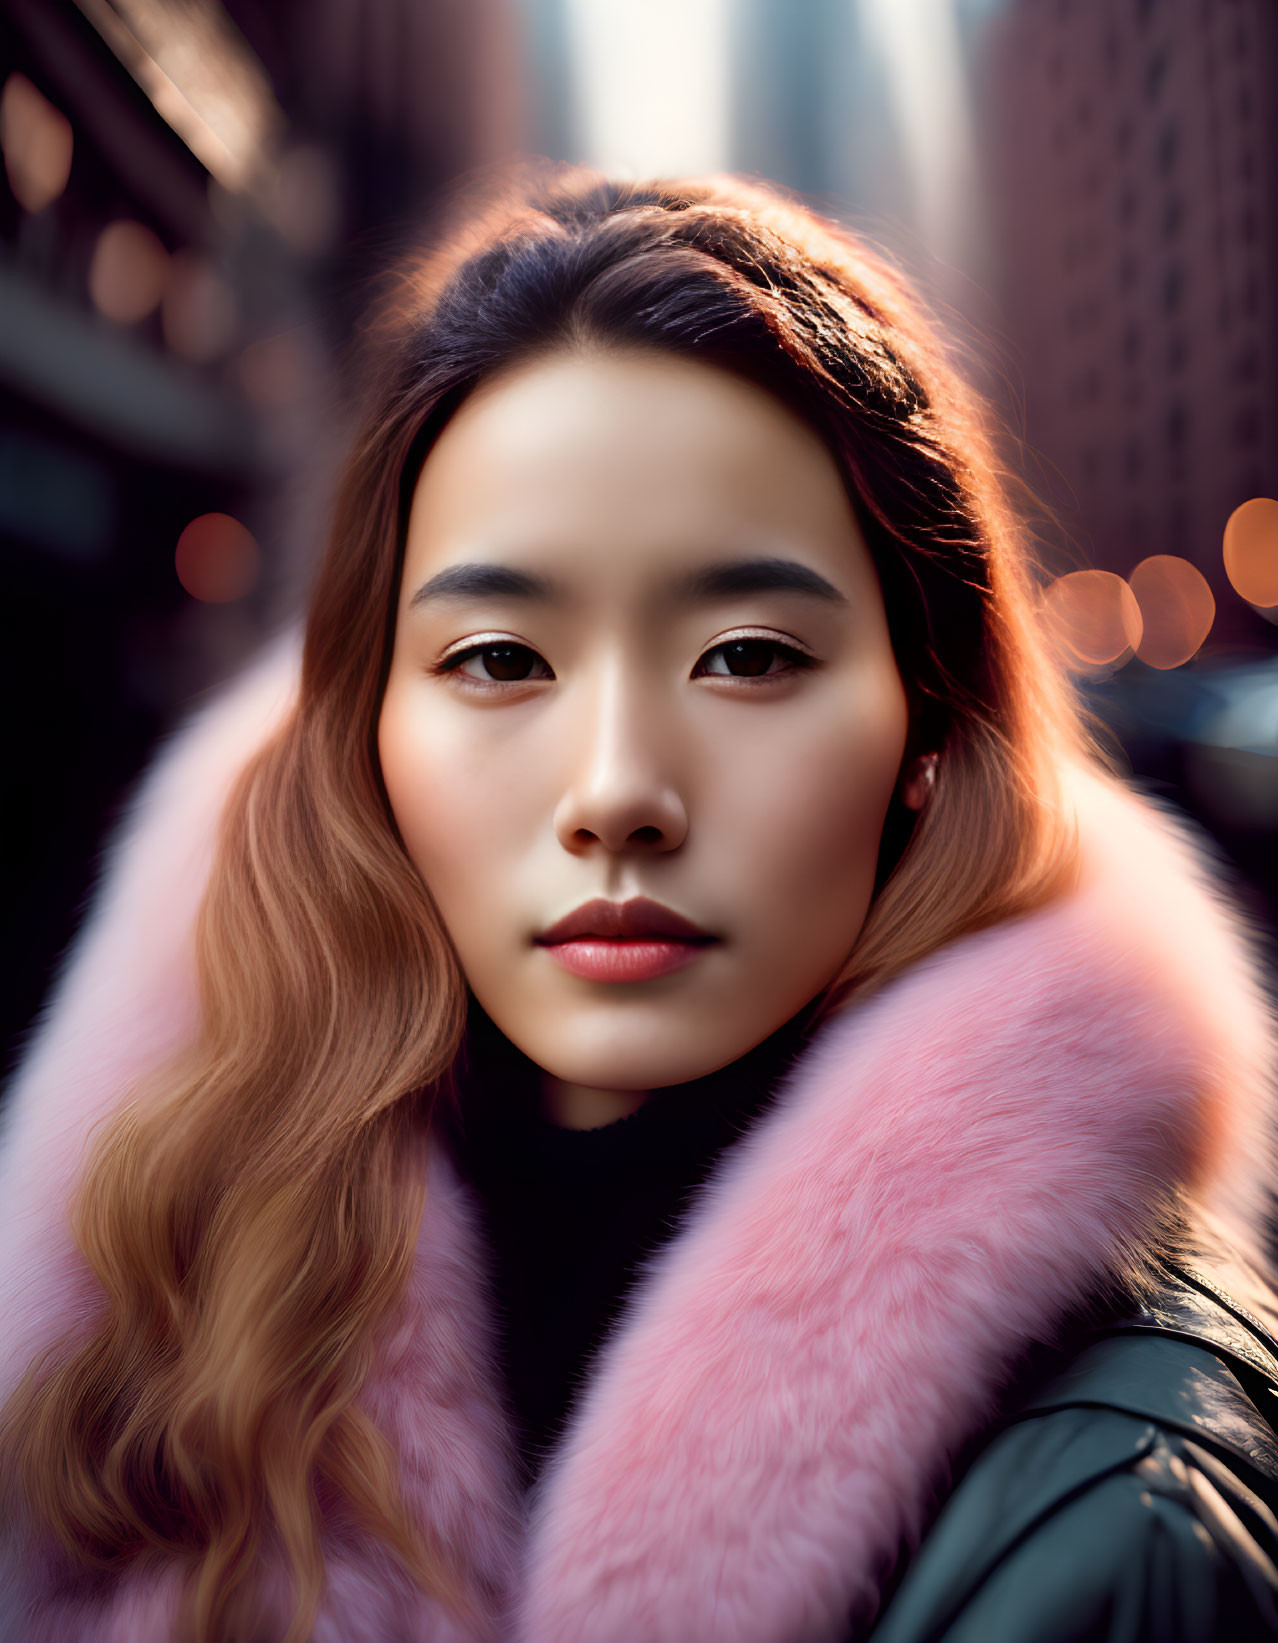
left=2, top=164, right=1277, bottom=1643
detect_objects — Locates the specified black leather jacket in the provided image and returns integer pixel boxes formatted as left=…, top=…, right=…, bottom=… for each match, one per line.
left=866, top=1261, right=1278, bottom=1642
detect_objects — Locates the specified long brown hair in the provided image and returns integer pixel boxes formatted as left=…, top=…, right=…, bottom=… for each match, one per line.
left=0, top=160, right=1099, bottom=1640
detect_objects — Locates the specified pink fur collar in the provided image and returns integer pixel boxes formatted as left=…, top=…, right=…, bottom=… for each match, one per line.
left=1, top=632, right=1274, bottom=1642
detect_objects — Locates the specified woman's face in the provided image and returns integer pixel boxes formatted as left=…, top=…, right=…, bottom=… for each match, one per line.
left=378, top=347, right=911, bottom=1106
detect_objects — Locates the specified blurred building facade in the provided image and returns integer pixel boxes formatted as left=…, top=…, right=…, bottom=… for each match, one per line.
left=978, top=0, right=1278, bottom=652
left=1, top=0, right=524, bottom=1074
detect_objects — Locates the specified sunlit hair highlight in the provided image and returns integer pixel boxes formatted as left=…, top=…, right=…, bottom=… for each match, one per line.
left=1, top=159, right=1119, bottom=1639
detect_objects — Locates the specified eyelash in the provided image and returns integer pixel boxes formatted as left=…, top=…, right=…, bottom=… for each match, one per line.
left=431, top=634, right=819, bottom=692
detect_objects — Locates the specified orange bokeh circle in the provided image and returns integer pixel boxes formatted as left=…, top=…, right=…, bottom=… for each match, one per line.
left=1223, top=497, right=1278, bottom=609
left=174, top=513, right=260, bottom=603
left=1040, top=569, right=1143, bottom=671
left=89, top=219, right=169, bottom=325
left=1128, top=555, right=1215, bottom=669
left=1, top=73, right=72, bottom=213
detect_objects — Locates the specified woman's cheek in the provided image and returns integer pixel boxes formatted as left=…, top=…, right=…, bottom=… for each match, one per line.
left=724, top=683, right=906, bottom=896
left=377, top=690, right=468, bottom=885
left=377, top=695, right=527, bottom=939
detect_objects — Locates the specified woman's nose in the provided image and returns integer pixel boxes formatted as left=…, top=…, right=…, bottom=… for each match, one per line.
left=551, top=660, right=689, bottom=855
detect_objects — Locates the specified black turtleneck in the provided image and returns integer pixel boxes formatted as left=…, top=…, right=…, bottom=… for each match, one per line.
left=439, top=996, right=823, bottom=1492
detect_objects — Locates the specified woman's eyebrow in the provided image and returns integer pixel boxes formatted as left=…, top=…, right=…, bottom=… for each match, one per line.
left=408, top=556, right=849, bottom=612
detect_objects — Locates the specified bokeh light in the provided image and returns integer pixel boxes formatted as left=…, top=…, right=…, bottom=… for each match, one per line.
left=233, top=333, right=308, bottom=410
left=161, top=252, right=238, bottom=363
left=1040, top=569, right=1143, bottom=673
left=1223, top=497, right=1278, bottom=611
left=174, top=513, right=260, bottom=603
left=1128, top=555, right=1215, bottom=670
left=1, top=73, right=73, bottom=214
left=88, top=220, right=170, bottom=325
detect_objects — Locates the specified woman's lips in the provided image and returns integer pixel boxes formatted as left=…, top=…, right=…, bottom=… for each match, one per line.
left=539, top=938, right=714, bottom=982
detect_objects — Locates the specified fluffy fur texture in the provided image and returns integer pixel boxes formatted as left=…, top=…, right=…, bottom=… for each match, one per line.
left=1, top=630, right=1275, bottom=1642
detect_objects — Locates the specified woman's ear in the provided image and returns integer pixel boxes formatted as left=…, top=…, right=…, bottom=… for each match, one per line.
left=898, top=751, right=939, bottom=812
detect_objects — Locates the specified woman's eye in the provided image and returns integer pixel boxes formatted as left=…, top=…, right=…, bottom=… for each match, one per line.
left=695, top=638, right=814, bottom=681
left=438, top=643, right=552, bottom=685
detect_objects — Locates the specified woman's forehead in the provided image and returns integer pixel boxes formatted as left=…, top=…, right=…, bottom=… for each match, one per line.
left=401, top=349, right=875, bottom=602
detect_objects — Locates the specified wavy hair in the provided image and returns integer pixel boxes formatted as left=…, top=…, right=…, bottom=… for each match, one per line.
left=0, top=161, right=1106, bottom=1640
